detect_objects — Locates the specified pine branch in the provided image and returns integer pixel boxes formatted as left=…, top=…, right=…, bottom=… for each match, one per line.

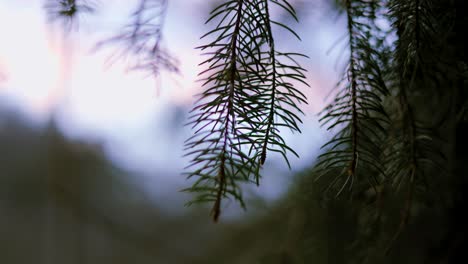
left=260, top=0, right=308, bottom=174
left=184, top=0, right=307, bottom=221
left=44, top=0, right=96, bottom=31
left=346, top=0, right=359, bottom=182
left=384, top=0, right=449, bottom=251
left=260, top=0, right=277, bottom=168
left=212, top=0, right=244, bottom=222
left=315, top=0, right=390, bottom=197
left=94, top=0, right=178, bottom=78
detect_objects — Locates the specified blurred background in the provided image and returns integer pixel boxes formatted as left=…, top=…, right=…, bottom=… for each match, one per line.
left=0, top=0, right=355, bottom=263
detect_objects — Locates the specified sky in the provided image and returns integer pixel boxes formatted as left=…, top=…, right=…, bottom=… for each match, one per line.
left=0, top=0, right=346, bottom=209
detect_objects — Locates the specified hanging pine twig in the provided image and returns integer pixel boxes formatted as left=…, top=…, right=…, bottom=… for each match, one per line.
left=315, top=0, right=390, bottom=197
left=94, top=0, right=178, bottom=78
left=183, top=0, right=307, bottom=222
left=44, top=0, right=96, bottom=31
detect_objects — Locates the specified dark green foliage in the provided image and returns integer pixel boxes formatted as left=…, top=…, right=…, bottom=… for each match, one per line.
left=315, top=0, right=390, bottom=198
left=307, top=0, right=468, bottom=261
left=183, top=0, right=308, bottom=221
left=315, top=0, right=461, bottom=220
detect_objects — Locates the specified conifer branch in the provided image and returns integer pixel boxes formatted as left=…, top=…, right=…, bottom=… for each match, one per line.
left=346, top=0, right=359, bottom=181
left=384, top=0, right=450, bottom=251
left=211, top=0, right=244, bottom=222
left=315, top=0, right=389, bottom=197
left=260, top=0, right=276, bottom=169
left=184, top=0, right=307, bottom=221
left=44, top=0, right=96, bottom=31
left=94, top=0, right=178, bottom=78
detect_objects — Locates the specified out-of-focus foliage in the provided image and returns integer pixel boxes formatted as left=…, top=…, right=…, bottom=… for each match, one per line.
left=45, top=0, right=178, bottom=78
left=0, top=106, right=286, bottom=263
left=263, top=0, right=468, bottom=263
left=44, top=0, right=96, bottom=31
left=94, top=0, right=179, bottom=78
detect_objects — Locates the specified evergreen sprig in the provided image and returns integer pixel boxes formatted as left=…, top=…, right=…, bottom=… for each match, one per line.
left=183, top=0, right=307, bottom=222
left=95, top=0, right=178, bottom=78
left=314, top=0, right=452, bottom=252
left=315, top=0, right=390, bottom=197
left=383, top=0, right=449, bottom=249
left=44, top=0, right=96, bottom=31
